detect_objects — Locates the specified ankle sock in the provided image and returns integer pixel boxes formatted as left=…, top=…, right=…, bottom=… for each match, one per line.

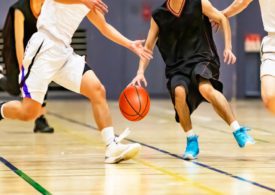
left=230, top=121, right=241, bottom=132
left=186, top=129, right=195, bottom=137
left=101, top=127, right=115, bottom=146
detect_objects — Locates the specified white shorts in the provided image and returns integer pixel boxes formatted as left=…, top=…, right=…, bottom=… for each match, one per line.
left=260, top=34, right=275, bottom=78
left=20, top=31, right=86, bottom=104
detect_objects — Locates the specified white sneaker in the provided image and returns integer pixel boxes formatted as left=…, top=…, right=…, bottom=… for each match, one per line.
left=105, top=128, right=141, bottom=164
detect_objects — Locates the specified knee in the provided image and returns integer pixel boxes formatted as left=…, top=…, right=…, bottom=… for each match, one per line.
left=199, top=83, right=214, bottom=99
left=262, top=92, right=275, bottom=113
left=88, top=81, right=106, bottom=102
left=174, top=86, right=187, bottom=105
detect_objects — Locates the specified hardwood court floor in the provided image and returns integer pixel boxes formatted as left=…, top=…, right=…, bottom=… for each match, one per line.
left=0, top=99, right=275, bottom=194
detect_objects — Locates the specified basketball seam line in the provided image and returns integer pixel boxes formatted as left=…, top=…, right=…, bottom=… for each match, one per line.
left=123, top=92, right=143, bottom=117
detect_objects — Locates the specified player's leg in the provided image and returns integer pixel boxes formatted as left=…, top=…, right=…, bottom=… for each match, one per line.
left=174, top=85, right=199, bottom=160
left=198, top=78, right=255, bottom=147
left=80, top=70, right=141, bottom=163
left=33, top=93, right=54, bottom=133
left=260, top=36, right=275, bottom=114
left=54, top=57, right=141, bottom=163
left=261, top=75, right=275, bottom=114
left=0, top=98, right=42, bottom=121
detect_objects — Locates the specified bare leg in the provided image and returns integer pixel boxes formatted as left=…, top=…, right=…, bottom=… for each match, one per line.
left=79, top=70, right=141, bottom=163
left=174, top=86, right=192, bottom=132
left=261, top=75, right=275, bottom=114
left=80, top=70, right=112, bottom=130
left=198, top=79, right=235, bottom=125
left=3, top=98, right=42, bottom=121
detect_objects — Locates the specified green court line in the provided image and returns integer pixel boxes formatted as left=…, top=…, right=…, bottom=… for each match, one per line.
left=0, top=157, right=52, bottom=195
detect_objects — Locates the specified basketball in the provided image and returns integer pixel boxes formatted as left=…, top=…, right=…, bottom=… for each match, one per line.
left=119, top=85, right=150, bottom=121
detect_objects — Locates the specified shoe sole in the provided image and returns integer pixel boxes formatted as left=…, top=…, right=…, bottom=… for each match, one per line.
left=34, top=129, right=54, bottom=133
left=183, top=154, right=197, bottom=160
left=241, top=141, right=256, bottom=148
left=105, top=144, right=141, bottom=164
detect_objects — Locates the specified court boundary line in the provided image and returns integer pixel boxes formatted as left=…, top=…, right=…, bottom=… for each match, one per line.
left=0, top=157, right=52, bottom=195
left=48, top=112, right=275, bottom=193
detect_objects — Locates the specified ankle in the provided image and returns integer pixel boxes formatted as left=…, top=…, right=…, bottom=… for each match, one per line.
left=101, top=127, right=115, bottom=146
left=186, top=129, right=196, bottom=137
left=230, top=121, right=241, bottom=132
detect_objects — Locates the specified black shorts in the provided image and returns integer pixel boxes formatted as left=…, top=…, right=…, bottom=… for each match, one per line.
left=167, top=62, right=223, bottom=122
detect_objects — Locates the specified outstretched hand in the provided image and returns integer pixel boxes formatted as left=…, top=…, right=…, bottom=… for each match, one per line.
left=129, top=73, right=148, bottom=87
left=224, top=49, right=236, bottom=65
left=82, top=0, right=108, bottom=14
left=129, top=40, right=153, bottom=61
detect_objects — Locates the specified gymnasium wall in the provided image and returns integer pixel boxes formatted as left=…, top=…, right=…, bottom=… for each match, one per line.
left=0, top=0, right=264, bottom=99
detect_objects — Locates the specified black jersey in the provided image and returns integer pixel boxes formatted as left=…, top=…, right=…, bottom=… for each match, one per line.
left=152, top=0, right=223, bottom=117
left=2, top=0, right=37, bottom=96
left=152, top=0, right=220, bottom=79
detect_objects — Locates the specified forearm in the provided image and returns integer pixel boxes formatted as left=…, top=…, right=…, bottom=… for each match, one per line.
left=221, top=17, right=232, bottom=50
left=223, top=0, right=253, bottom=17
left=15, top=43, right=24, bottom=68
left=54, top=0, right=85, bottom=4
left=137, top=60, right=150, bottom=74
left=100, top=24, right=132, bottom=49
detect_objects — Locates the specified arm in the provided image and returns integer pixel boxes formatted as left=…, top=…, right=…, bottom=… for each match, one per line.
left=14, top=9, right=25, bottom=70
left=55, top=0, right=108, bottom=14
left=87, top=9, right=153, bottom=60
left=130, top=18, right=159, bottom=87
left=202, top=0, right=236, bottom=64
left=222, top=0, right=253, bottom=18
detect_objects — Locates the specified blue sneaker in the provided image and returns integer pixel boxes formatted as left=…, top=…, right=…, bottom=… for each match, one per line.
left=183, top=135, right=199, bottom=160
left=233, top=127, right=255, bottom=148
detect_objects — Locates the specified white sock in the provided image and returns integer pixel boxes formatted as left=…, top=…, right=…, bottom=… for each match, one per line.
left=0, top=103, right=6, bottom=119
left=186, top=129, right=195, bottom=137
left=230, top=121, right=241, bottom=132
left=101, top=127, right=115, bottom=146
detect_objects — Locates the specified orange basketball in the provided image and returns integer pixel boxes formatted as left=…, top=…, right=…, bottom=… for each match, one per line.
left=119, top=85, right=150, bottom=121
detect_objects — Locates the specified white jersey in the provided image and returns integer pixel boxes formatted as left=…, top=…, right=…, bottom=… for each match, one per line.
left=37, top=0, right=90, bottom=45
left=259, top=0, right=275, bottom=33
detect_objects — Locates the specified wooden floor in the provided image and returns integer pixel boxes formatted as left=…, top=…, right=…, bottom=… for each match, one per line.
left=0, top=99, right=275, bottom=194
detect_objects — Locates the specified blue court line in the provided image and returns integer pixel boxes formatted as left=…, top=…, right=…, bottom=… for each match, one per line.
left=48, top=112, right=275, bottom=193
left=0, top=157, right=51, bottom=194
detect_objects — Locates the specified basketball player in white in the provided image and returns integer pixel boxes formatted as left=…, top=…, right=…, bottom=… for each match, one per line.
left=0, top=0, right=153, bottom=164
left=222, top=0, right=275, bottom=114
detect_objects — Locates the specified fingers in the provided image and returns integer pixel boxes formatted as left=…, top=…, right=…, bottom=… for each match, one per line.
left=94, top=0, right=109, bottom=14
left=143, top=78, right=148, bottom=87
left=86, top=0, right=108, bottom=14
left=141, top=50, right=153, bottom=60
left=129, top=76, right=148, bottom=87
left=224, top=51, right=236, bottom=64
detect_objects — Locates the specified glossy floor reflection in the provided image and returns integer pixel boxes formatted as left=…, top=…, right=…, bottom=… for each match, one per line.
left=0, top=99, right=274, bottom=194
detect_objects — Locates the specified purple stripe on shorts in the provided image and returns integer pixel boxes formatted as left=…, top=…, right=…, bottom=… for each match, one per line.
left=21, top=67, right=31, bottom=98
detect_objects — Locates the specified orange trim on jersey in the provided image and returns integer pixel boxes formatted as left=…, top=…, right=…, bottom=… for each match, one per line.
left=166, top=0, right=186, bottom=17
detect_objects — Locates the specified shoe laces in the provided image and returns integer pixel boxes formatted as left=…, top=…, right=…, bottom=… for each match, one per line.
left=114, top=128, right=131, bottom=143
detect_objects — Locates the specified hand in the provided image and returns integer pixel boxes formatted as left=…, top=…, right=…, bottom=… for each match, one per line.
left=129, top=40, right=153, bottom=61
left=82, top=0, right=108, bottom=14
left=129, top=73, right=148, bottom=87
left=223, top=49, right=236, bottom=64
left=210, top=19, right=220, bottom=33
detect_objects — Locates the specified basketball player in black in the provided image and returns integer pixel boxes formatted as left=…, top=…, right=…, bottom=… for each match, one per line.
left=131, top=0, right=255, bottom=160
left=0, top=0, right=55, bottom=133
